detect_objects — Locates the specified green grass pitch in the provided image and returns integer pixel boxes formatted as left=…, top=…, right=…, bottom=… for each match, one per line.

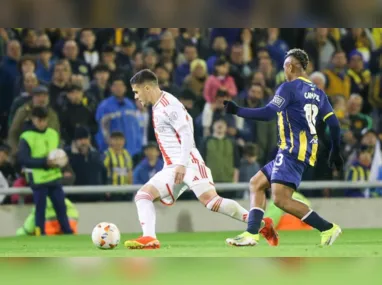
left=1, top=228, right=382, bottom=257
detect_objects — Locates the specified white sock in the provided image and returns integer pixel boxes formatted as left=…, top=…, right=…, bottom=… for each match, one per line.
left=135, top=191, right=156, bottom=238
left=206, top=196, right=249, bottom=223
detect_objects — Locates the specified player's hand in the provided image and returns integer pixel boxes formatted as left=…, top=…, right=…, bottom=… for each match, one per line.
left=47, top=158, right=58, bottom=168
left=328, top=149, right=344, bottom=172
left=223, top=100, right=239, bottom=115
left=174, top=165, right=186, bottom=184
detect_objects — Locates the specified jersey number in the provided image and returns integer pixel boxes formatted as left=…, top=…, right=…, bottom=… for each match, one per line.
left=303, top=104, right=319, bottom=135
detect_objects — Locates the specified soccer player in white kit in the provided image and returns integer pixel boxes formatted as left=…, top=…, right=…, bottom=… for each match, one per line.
left=124, top=69, right=278, bottom=249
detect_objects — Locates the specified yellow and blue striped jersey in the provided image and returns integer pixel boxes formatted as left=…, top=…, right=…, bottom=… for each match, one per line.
left=104, top=148, right=133, bottom=185
left=268, top=77, right=335, bottom=166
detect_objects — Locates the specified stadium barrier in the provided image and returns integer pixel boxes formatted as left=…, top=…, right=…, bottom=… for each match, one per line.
left=1, top=180, right=382, bottom=195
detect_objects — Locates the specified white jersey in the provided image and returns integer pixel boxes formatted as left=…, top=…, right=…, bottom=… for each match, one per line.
left=152, top=91, right=204, bottom=168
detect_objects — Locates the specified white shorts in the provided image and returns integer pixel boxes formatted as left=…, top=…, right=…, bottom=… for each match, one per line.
left=146, top=162, right=215, bottom=206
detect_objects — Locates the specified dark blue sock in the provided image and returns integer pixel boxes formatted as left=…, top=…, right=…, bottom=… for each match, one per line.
left=303, top=211, right=333, bottom=232
left=32, top=187, right=48, bottom=235
left=49, top=185, right=73, bottom=234
left=247, top=208, right=264, bottom=234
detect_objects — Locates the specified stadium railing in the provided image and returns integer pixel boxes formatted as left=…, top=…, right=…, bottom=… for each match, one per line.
left=0, top=181, right=381, bottom=195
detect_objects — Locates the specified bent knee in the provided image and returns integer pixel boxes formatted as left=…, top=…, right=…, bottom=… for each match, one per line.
left=249, top=174, right=269, bottom=192
left=135, top=185, right=160, bottom=202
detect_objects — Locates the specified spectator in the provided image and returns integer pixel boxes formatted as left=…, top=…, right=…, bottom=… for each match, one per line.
left=323, top=50, right=351, bottom=99
left=45, top=28, right=61, bottom=48
left=174, top=44, right=198, bottom=86
left=266, top=28, right=289, bottom=71
left=369, top=73, right=382, bottom=133
left=206, top=36, right=228, bottom=74
left=53, top=28, right=78, bottom=59
left=183, top=59, right=208, bottom=106
left=154, top=64, right=180, bottom=95
left=347, top=50, right=371, bottom=114
left=142, top=47, right=158, bottom=71
left=59, top=84, right=96, bottom=145
left=0, top=144, right=16, bottom=186
left=78, top=29, right=99, bottom=69
left=341, top=29, right=375, bottom=59
left=20, top=29, right=39, bottom=55
left=229, top=43, right=253, bottom=92
left=257, top=55, right=277, bottom=90
left=36, top=33, right=52, bottom=49
left=101, top=45, right=133, bottom=96
left=35, top=46, right=54, bottom=83
left=239, top=143, right=261, bottom=183
left=303, top=28, right=339, bottom=71
left=250, top=71, right=273, bottom=101
left=179, top=89, right=201, bottom=120
left=65, top=126, right=106, bottom=188
left=13, top=55, right=37, bottom=98
left=235, top=83, right=277, bottom=165
left=8, top=71, right=38, bottom=125
left=331, top=95, right=350, bottom=134
left=141, top=28, right=162, bottom=50
left=62, top=40, right=90, bottom=87
left=133, top=142, right=163, bottom=185
left=347, top=94, right=372, bottom=140
left=200, top=119, right=240, bottom=183
left=158, top=31, right=177, bottom=66
left=204, top=58, right=237, bottom=103
left=8, top=86, right=60, bottom=155
left=104, top=131, right=133, bottom=187
left=309, top=71, right=326, bottom=90
left=0, top=40, right=22, bottom=137
left=116, top=39, right=136, bottom=70
left=48, top=60, right=72, bottom=110
left=95, top=77, right=142, bottom=156
left=210, top=28, right=241, bottom=48
left=86, top=64, right=111, bottom=105
left=240, top=28, right=256, bottom=64
left=345, top=147, right=372, bottom=197
left=176, top=28, right=209, bottom=59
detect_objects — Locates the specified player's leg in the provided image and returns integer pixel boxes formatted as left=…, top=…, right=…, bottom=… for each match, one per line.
left=48, top=184, right=73, bottom=234
left=198, top=188, right=249, bottom=223
left=124, top=183, right=161, bottom=249
left=31, top=186, right=49, bottom=235
left=225, top=169, right=279, bottom=246
left=272, top=183, right=341, bottom=246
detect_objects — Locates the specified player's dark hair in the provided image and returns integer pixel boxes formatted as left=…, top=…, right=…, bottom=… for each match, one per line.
left=285, top=48, right=309, bottom=70
left=130, top=69, right=158, bottom=86
left=31, top=107, right=49, bottom=119
left=110, top=131, right=125, bottom=139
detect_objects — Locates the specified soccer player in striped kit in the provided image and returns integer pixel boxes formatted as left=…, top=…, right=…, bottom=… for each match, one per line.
left=224, top=49, right=343, bottom=247
left=124, top=69, right=278, bottom=249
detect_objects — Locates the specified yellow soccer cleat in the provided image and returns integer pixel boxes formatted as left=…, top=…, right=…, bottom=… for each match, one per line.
left=226, top=231, right=259, bottom=246
left=320, top=224, right=342, bottom=246
left=124, top=236, right=160, bottom=250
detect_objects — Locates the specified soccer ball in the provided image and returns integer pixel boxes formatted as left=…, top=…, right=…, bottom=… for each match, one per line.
left=92, top=222, right=120, bottom=249
left=48, top=149, right=68, bottom=168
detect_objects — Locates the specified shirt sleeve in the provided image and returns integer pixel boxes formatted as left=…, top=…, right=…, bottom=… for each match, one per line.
left=267, top=82, right=293, bottom=112
left=319, top=92, right=335, bottom=122
left=165, top=105, right=189, bottom=132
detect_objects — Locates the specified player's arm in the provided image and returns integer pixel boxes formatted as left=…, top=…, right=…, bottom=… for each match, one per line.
left=223, top=83, right=291, bottom=121
left=17, top=139, right=49, bottom=169
left=321, top=94, right=343, bottom=170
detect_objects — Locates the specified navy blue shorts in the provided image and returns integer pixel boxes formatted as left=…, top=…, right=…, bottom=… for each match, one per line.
left=261, top=152, right=307, bottom=190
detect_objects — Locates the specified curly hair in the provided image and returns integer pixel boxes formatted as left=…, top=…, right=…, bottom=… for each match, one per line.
left=285, top=48, right=309, bottom=70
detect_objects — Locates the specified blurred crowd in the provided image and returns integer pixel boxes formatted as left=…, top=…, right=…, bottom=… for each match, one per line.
left=1, top=28, right=382, bottom=203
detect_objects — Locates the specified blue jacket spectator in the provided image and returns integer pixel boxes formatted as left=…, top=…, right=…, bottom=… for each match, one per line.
left=95, top=77, right=143, bottom=155
left=174, top=44, right=198, bottom=86
left=0, top=40, right=21, bottom=114
left=210, top=28, right=241, bottom=47
left=133, top=142, right=163, bottom=184
left=35, top=47, right=55, bottom=83
left=206, top=37, right=228, bottom=74
left=266, top=28, right=289, bottom=71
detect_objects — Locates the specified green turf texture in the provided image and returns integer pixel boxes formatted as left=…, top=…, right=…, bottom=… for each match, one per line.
left=1, top=228, right=382, bottom=257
